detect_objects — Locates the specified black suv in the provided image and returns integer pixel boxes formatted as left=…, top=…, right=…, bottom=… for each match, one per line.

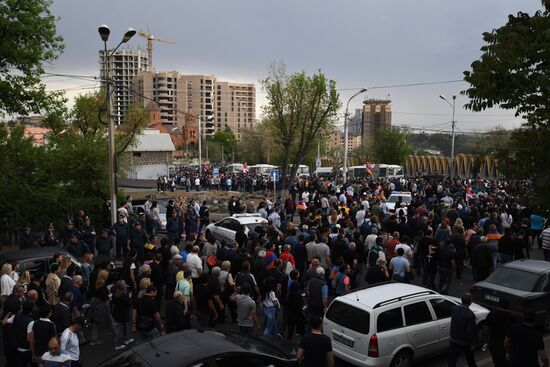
left=0, top=247, right=81, bottom=275
left=471, top=259, right=550, bottom=329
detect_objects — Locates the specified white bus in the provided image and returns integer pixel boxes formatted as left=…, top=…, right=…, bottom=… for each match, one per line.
left=226, top=163, right=243, bottom=174
left=288, top=164, right=310, bottom=177
left=373, top=164, right=404, bottom=179
left=349, top=165, right=370, bottom=179
left=314, top=167, right=336, bottom=178
left=249, top=164, right=277, bottom=176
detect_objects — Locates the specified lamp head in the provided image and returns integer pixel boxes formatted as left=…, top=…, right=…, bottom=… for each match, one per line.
left=439, top=94, right=446, bottom=100
left=360, top=88, right=367, bottom=93
left=122, top=27, right=136, bottom=43
left=452, top=94, right=457, bottom=100
left=98, top=24, right=110, bottom=42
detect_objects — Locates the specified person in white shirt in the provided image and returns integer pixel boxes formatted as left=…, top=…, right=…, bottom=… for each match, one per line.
left=268, top=210, right=281, bottom=229
left=338, top=192, right=347, bottom=205
left=186, top=246, right=203, bottom=278
left=60, top=316, right=85, bottom=364
left=355, top=206, right=366, bottom=227
left=1, top=263, right=16, bottom=296
left=194, top=177, right=200, bottom=191
left=500, top=210, right=513, bottom=230
left=395, top=243, right=414, bottom=266
left=301, top=191, right=310, bottom=204
left=364, top=227, right=379, bottom=251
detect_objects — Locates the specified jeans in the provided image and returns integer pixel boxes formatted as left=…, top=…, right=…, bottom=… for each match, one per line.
left=263, top=306, right=278, bottom=336
left=136, top=328, right=160, bottom=344
left=114, top=321, right=130, bottom=347
left=438, top=267, right=452, bottom=295
left=448, top=342, right=477, bottom=367
left=499, top=253, right=513, bottom=264
left=150, top=219, right=159, bottom=236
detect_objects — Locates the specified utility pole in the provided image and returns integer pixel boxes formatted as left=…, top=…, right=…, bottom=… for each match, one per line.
left=198, top=116, right=202, bottom=176
left=343, top=88, right=367, bottom=184
left=439, top=94, right=457, bottom=177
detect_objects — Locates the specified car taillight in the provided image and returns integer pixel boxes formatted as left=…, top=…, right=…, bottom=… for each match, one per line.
left=368, top=334, right=379, bottom=358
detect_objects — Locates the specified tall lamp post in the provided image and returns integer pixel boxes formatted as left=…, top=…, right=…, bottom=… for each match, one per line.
left=198, top=115, right=213, bottom=176
left=343, top=88, right=367, bottom=184
left=439, top=94, right=457, bottom=177
left=98, top=24, right=136, bottom=226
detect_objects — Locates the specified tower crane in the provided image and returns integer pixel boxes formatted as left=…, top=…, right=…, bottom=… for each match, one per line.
left=138, top=31, right=175, bottom=70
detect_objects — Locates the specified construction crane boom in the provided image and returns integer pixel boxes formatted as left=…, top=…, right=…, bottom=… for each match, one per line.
left=138, top=31, right=175, bottom=71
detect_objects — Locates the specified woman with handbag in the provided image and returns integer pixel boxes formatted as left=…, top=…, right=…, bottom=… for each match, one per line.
left=219, top=261, right=237, bottom=323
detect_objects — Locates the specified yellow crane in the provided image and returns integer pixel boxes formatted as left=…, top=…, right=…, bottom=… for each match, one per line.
left=138, top=30, right=175, bottom=70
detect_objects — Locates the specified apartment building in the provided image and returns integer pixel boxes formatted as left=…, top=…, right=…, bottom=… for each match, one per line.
left=99, top=47, right=149, bottom=125
left=132, top=71, right=256, bottom=140
left=362, top=99, right=392, bottom=150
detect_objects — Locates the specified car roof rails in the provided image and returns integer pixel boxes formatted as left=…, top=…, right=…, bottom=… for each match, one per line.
left=373, top=290, right=437, bottom=309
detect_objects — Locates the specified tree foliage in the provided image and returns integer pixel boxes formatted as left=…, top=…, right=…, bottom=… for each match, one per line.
left=462, top=1, right=550, bottom=210
left=0, top=0, right=65, bottom=116
left=370, top=126, right=412, bottom=165
left=262, top=63, right=341, bottom=190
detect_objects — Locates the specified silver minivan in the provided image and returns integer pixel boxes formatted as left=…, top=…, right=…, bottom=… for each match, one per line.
left=323, top=283, right=489, bottom=367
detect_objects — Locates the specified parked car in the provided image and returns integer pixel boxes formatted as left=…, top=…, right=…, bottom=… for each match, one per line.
left=205, top=214, right=267, bottom=244
left=323, top=282, right=489, bottom=367
left=132, top=198, right=169, bottom=233
left=386, top=191, right=412, bottom=213
left=471, top=259, right=550, bottom=330
left=97, top=329, right=296, bottom=367
left=0, top=247, right=81, bottom=275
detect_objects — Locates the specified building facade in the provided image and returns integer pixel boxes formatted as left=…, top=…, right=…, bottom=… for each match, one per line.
left=99, top=47, right=149, bottom=125
left=132, top=71, right=256, bottom=140
left=362, top=99, right=392, bottom=149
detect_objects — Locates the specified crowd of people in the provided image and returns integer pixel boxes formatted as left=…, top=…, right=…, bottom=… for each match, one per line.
left=1, top=174, right=550, bottom=367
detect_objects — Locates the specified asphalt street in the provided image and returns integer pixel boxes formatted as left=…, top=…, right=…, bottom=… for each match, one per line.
left=77, top=235, right=546, bottom=367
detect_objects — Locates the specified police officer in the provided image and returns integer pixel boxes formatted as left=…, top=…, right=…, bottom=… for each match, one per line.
left=81, top=216, right=96, bottom=253
left=20, top=224, right=35, bottom=249
left=112, top=214, right=131, bottom=259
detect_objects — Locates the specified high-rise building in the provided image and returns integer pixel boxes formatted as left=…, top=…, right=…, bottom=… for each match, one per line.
left=361, top=99, right=392, bottom=149
left=99, top=47, right=149, bottom=125
left=349, top=108, right=363, bottom=136
left=132, top=70, right=256, bottom=140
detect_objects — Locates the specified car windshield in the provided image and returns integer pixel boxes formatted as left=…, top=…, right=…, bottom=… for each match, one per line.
left=222, top=333, right=288, bottom=358
left=245, top=223, right=262, bottom=233
left=485, top=267, right=541, bottom=292
left=388, top=195, right=411, bottom=204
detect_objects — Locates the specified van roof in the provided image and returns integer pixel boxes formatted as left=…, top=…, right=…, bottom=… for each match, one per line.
left=338, top=283, right=436, bottom=309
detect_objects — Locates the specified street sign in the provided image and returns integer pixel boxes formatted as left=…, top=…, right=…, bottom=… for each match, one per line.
left=271, top=169, right=279, bottom=182
left=316, top=158, right=322, bottom=168
left=213, top=167, right=219, bottom=177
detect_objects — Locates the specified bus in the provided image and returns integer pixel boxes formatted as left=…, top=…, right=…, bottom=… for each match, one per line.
left=226, top=163, right=243, bottom=174
left=288, top=164, right=310, bottom=177
left=249, top=164, right=277, bottom=176
left=373, top=164, right=404, bottom=179
left=349, top=165, right=370, bottom=179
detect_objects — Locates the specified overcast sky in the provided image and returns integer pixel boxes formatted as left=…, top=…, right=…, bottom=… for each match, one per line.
left=46, top=0, right=542, bottom=132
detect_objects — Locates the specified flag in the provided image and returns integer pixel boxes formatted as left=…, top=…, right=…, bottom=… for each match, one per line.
left=365, top=162, right=374, bottom=176
left=203, top=162, right=210, bottom=171
left=465, top=186, right=474, bottom=203
left=243, top=162, right=249, bottom=173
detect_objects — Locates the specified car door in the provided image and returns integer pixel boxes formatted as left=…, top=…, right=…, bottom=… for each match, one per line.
left=212, top=219, right=233, bottom=243
left=428, top=297, right=456, bottom=348
left=402, top=300, right=440, bottom=358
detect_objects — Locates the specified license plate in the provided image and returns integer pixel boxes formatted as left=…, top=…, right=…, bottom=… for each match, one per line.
left=333, top=332, right=355, bottom=348
left=484, top=294, right=499, bottom=303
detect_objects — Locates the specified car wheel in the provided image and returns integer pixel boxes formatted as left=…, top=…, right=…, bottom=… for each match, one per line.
left=390, top=350, right=413, bottom=367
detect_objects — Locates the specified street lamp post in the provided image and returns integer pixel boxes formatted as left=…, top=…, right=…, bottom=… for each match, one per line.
left=439, top=94, right=457, bottom=177
left=98, top=24, right=136, bottom=226
left=343, top=88, right=367, bottom=184
left=198, top=115, right=213, bottom=176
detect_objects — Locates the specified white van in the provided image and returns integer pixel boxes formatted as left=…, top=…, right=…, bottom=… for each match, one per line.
left=323, top=283, right=488, bottom=367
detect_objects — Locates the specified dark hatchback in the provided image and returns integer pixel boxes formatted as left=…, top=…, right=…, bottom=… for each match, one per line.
left=471, top=259, right=550, bottom=329
left=97, top=329, right=297, bottom=367
left=0, top=247, right=81, bottom=275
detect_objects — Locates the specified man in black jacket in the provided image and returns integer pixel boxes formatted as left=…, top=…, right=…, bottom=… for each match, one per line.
left=448, top=292, right=478, bottom=367
left=52, top=292, right=73, bottom=336
left=165, top=291, right=186, bottom=333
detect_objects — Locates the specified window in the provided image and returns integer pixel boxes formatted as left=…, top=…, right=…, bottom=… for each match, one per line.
left=20, top=259, right=47, bottom=274
left=325, top=300, right=370, bottom=334
left=377, top=308, right=403, bottom=332
left=404, top=302, right=433, bottom=326
left=429, top=298, right=455, bottom=319
left=485, top=268, right=541, bottom=292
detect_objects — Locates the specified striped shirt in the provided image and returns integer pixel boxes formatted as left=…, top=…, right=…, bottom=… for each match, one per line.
left=541, top=228, right=550, bottom=250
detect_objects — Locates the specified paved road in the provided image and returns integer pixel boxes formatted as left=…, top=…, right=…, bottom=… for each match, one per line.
left=81, top=247, right=546, bottom=366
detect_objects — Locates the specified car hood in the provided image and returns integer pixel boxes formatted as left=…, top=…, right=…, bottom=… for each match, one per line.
left=258, top=335, right=297, bottom=359
left=447, top=296, right=490, bottom=320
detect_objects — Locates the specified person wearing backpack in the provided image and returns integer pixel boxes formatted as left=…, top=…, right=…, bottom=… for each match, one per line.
left=367, top=237, right=385, bottom=269
left=334, top=264, right=351, bottom=296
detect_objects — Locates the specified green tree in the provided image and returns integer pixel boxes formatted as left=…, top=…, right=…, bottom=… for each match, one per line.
left=210, top=127, right=237, bottom=162
left=262, top=63, right=341, bottom=190
left=462, top=1, right=550, bottom=209
left=0, top=0, right=65, bottom=116
left=239, top=124, right=274, bottom=164
left=370, top=126, right=412, bottom=165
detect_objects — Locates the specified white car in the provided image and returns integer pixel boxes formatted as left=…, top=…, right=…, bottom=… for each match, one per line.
left=323, top=283, right=489, bottom=367
left=205, top=213, right=267, bottom=244
left=386, top=191, right=412, bottom=214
